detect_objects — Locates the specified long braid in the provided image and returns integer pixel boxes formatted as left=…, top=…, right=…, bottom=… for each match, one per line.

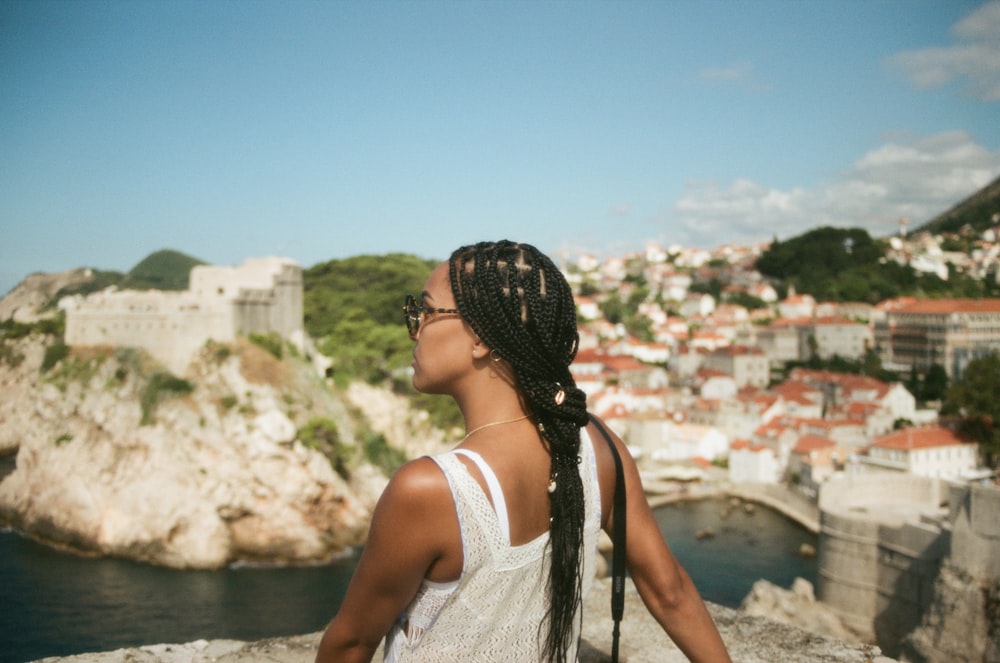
left=448, top=241, right=589, bottom=662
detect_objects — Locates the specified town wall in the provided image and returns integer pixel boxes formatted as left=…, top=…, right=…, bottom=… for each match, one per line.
left=64, top=257, right=303, bottom=375
left=948, top=482, right=1000, bottom=580
left=817, top=474, right=950, bottom=655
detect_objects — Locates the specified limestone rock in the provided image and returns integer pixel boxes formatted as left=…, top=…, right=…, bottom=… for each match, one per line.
left=345, top=381, right=453, bottom=459
left=740, top=577, right=870, bottom=644
left=0, top=268, right=94, bottom=323
left=898, top=561, right=1000, bottom=663
left=0, top=336, right=382, bottom=569
left=36, top=579, right=896, bottom=663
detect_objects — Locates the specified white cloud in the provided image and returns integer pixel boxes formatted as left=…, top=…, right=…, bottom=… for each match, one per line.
left=887, top=1, right=1000, bottom=101
left=698, top=62, right=771, bottom=92
left=669, top=131, right=1000, bottom=247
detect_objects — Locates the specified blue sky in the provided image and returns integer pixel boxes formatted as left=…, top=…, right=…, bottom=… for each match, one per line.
left=3, top=0, right=1000, bottom=296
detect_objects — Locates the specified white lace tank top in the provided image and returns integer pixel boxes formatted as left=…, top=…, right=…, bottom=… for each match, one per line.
left=384, top=428, right=602, bottom=662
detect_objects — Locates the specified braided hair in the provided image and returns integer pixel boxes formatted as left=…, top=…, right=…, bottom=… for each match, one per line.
left=448, top=240, right=589, bottom=662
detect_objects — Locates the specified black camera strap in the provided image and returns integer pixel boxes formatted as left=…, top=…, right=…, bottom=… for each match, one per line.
left=588, top=413, right=626, bottom=663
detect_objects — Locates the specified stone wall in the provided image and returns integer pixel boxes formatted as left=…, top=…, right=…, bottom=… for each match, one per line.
left=64, top=258, right=303, bottom=375
left=898, top=483, right=1000, bottom=662
left=817, top=474, right=951, bottom=656
left=949, top=482, right=1000, bottom=579
left=817, top=476, right=1000, bottom=661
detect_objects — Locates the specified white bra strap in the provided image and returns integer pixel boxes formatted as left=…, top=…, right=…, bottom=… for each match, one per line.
left=453, top=449, right=510, bottom=543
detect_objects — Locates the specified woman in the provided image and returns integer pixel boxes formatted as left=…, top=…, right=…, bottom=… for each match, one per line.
left=316, top=241, right=731, bottom=662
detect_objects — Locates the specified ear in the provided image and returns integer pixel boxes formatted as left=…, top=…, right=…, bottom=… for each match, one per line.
left=471, top=337, right=491, bottom=361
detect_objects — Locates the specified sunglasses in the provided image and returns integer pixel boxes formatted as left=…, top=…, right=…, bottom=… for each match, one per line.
left=402, top=294, right=461, bottom=337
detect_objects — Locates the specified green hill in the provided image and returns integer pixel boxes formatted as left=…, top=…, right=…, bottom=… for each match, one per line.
left=756, top=226, right=998, bottom=302
left=302, top=253, right=438, bottom=382
left=121, top=249, right=206, bottom=291
left=302, top=252, right=461, bottom=429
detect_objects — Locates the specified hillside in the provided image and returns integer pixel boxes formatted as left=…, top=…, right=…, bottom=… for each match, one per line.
left=120, top=248, right=205, bottom=290
left=0, top=249, right=205, bottom=324
left=918, top=173, right=1000, bottom=236
left=754, top=226, right=997, bottom=302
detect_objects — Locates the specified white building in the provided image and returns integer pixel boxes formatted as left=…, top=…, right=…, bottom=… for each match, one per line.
left=628, top=417, right=729, bottom=462
left=729, top=439, right=780, bottom=483
left=861, top=426, right=980, bottom=480
left=702, top=345, right=770, bottom=389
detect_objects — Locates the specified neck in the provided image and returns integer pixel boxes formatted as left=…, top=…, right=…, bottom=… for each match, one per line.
left=462, top=414, right=531, bottom=443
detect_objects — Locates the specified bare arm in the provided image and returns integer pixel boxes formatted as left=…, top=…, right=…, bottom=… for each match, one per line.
left=315, top=458, right=458, bottom=663
left=593, top=420, right=732, bottom=663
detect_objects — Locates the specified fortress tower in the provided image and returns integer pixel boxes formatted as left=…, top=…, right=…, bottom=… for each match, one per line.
left=63, top=257, right=304, bottom=375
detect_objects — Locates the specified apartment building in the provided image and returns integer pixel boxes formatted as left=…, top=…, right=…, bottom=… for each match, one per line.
left=701, top=344, right=769, bottom=388
left=884, top=298, right=1000, bottom=379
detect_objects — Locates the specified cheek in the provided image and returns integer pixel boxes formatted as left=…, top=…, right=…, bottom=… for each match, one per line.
left=412, top=335, right=469, bottom=392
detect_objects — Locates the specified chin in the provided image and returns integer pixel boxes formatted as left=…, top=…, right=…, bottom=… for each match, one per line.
left=411, top=376, right=449, bottom=396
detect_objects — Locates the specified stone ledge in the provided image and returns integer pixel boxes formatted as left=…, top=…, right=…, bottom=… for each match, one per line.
left=34, top=578, right=895, bottom=663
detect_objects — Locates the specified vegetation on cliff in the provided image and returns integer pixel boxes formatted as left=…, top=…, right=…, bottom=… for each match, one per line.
left=302, top=253, right=463, bottom=432
left=120, top=249, right=205, bottom=291
left=919, top=173, right=1000, bottom=237
left=755, top=226, right=998, bottom=302
left=31, top=249, right=206, bottom=311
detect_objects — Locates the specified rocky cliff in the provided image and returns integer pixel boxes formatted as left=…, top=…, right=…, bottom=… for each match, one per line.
left=0, top=328, right=425, bottom=569
left=899, top=561, right=1000, bottom=663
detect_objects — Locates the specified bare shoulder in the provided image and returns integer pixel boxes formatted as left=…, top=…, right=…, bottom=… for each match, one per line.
left=376, top=456, right=452, bottom=514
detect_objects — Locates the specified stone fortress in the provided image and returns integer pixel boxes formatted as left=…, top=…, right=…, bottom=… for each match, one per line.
left=818, top=474, right=1000, bottom=660
left=62, top=257, right=304, bottom=375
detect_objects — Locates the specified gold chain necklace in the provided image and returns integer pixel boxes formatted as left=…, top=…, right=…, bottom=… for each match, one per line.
left=461, top=415, right=530, bottom=442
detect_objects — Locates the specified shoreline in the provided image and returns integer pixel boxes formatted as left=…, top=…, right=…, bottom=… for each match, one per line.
left=645, top=481, right=821, bottom=534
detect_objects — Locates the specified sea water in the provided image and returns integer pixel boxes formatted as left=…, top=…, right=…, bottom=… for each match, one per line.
left=1, top=495, right=816, bottom=662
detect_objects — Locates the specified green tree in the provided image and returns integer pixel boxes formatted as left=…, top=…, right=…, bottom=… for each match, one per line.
left=303, top=253, right=436, bottom=335
left=752, top=226, right=996, bottom=302
left=303, top=253, right=436, bottom=386
left=941, top=352, right=1000, bottom=468
left=921, top=364, right=949, bottom=403
left=689, top=278, right=722, bottom=301
left=598, top=296, right=628, bottom=325
left=724, top=291, right=767, bottom=311
left=318, top=309, right=412, bottom=385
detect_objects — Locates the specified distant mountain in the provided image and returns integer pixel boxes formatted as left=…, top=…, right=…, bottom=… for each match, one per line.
left=917, top=174, right=1000, bottom=236
left=120, top=249, right=206, bottom=291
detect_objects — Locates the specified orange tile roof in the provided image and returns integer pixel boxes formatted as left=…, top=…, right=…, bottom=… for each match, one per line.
left=895, top=298, right=1000, bottom=314
left=793, top=434, right=836, bottom=453
left=711, top=344, right=764, bottom=356
left=873, top=426, right=971, bottom=450
left=731, top=439, right=770, bottom=453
